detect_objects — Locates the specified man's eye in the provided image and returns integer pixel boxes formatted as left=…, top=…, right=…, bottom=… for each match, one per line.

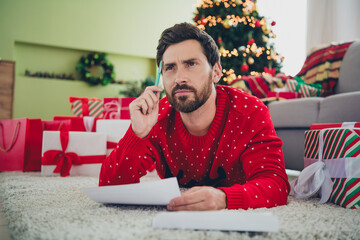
left=165, top=66, right=173, bottom=71
left=188, top=62, right=196, bottom=66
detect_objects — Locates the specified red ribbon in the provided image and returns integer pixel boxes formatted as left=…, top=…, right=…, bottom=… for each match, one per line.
left=264, top=67, right=276, bottom=76
left=107, top=141, right=118, bottom=149
left=42, top=131, right=105, bottom=177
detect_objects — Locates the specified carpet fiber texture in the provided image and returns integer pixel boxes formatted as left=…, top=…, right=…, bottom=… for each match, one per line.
left=0, top=172, right=359, bottom=240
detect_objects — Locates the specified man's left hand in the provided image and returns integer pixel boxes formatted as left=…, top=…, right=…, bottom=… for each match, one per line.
left=167, top=186, right=226, bottom=211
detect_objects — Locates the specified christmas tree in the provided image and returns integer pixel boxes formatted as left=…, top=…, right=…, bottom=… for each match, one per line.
left=194, top=0, right=284, bottom=85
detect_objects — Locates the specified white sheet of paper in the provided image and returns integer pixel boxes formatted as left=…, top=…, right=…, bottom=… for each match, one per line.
left=82, top=177, right=180, bottom=205
left=153, top=211, right=279, bottom=232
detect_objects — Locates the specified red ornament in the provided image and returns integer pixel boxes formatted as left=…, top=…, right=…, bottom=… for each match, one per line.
left=264, top=67, right=276, bottom=76
left=194, top=15, right=199, bottom=22
left=200, top=17, right=207, bottom=26
left=255, top=20, right=261, bottom=28
left=217, top=37, right=223, bottom=44
left=241, top=63, right=249, bottom=72
left=271, top=21, right=276, bottom=26
left=247, top=38, right=255, bottom=45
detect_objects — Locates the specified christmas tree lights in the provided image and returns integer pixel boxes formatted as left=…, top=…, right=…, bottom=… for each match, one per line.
left=194, top=0, right=283, bottom=85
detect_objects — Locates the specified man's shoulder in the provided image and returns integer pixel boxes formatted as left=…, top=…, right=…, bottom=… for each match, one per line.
left=216, top=85, right=265, bottom=114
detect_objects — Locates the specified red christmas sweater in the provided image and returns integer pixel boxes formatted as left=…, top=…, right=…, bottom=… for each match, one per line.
left=99, top=85, right=290, bottom=210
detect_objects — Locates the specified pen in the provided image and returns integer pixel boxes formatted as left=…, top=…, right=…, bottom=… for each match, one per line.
left=154, top=60, right=162, bottom=94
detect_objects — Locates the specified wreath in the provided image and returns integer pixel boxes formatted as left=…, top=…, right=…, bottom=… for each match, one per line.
left=76, top=52, right=115, bottom=86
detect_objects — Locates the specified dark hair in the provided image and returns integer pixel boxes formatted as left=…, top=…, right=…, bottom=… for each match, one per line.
left=156, top=22, right=220, bottom=67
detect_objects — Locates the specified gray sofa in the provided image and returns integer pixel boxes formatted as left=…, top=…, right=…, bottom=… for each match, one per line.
left=268, top=40, right=360, bottom=171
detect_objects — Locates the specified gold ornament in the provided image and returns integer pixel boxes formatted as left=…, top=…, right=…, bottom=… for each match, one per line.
left=262, top=35, right=268, bottom=42
left=227, top=73, right=237, bottom=83
left=219, top=46, right=227, bottom=55
left=223, top=18, right=232, bottom=29
left=262, top=24, right=271, bottom=34
left=248, top=56, right=254, bottom=65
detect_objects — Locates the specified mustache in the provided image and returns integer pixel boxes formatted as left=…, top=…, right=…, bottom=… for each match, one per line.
left=171, top=84, right=196, bottom=96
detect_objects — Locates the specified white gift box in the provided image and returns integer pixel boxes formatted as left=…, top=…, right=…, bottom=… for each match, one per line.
left=96, top=120, right=131, bottom=156
left=41, top=131, right=107, bottom=177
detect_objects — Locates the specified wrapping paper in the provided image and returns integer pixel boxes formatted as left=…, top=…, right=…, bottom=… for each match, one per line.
left=53, top=116, right=98, bottom=132
left=266, top=91, right=301, bottom=100
left=96, top=119, right=131, bottom=156
left=0, top=118, right=42, bottom=171
left=69, top=96, right=104, bottom=118
left=41, top=131, right=107, bottom=177
left=103, top=97, right=136, bottom=119
left=291, top=123, right=360, bottom=209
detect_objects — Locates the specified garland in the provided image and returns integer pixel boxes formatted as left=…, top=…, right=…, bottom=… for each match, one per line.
left=76, top=52, right=115, bottom=86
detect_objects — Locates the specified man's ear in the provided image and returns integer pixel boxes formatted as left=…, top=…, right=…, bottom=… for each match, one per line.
left=212, top=62, right=222, bottom=84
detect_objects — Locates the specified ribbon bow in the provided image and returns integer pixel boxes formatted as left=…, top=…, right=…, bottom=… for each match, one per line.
left=103, top=100, right=122, bottom=119
left=290, top=129, right=334, bottom=203
left=42, top=131, right=82, bottom=177
left=293, top=77, right=322, bottom=94
left=264, top=67, right=276, bottom=76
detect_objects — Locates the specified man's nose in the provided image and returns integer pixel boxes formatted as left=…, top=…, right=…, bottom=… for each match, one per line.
left=174, top=67, right=187, bottom=85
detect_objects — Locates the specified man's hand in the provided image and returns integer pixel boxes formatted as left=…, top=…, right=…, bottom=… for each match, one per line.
left=129, top=86, right=163, bottom=138
left=167, top=186, right=227, bottom=211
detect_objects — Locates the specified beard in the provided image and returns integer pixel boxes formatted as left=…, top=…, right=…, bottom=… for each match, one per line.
left=165, top=72, right=213, bottom=113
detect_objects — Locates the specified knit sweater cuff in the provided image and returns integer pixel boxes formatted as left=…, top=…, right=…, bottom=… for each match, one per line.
left=218, top=186, right=250, bottom=210
left=120, top=126, right=150, bottom=151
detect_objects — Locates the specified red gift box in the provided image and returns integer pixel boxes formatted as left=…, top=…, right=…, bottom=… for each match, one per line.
left=53, top=116, right=98, bottom=132
left=267, top=91, right=301, bottom=100
left=42, top=120, right=71, bottom=131
left=0, top=118, right=43, bottom=171
left=103, top=97, right=136, bottom=119
left=310, top=122, right=360, bottom=130
left=69, top=97, right=104, bottom=118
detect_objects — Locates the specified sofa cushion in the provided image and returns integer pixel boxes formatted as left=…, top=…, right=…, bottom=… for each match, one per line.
left=318, top=91, right=360, bottom=123
left=268, top=98, right=322, bottom=127
left=335, top=40, right=360, bottom=94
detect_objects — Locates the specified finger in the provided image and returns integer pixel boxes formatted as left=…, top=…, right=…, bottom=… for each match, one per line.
left=141, top=93, right=159, bottom=114
left=168, top=191, right=204, bottom=209
left=136, top=98, right=149, bottom=115
left=143, top=86, right=163, bottom=96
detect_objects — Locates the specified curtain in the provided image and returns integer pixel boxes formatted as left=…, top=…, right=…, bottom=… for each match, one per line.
left=306, top=0, right=360, bottom=53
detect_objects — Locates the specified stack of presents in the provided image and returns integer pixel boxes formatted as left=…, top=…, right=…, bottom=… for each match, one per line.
left=0, top=96, right=136, bottom=177
left=230, top=41, right=353, bottom=102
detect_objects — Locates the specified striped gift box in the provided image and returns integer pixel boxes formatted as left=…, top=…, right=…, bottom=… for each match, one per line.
left=69, top=97, right=103, bottom=118
left=303, top=127, right=360, bottom=209
left=285, top=79, right=323, bottom=98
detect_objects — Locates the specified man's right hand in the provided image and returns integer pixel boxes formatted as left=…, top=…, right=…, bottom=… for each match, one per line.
left=129, top=86, right=163, bottom=138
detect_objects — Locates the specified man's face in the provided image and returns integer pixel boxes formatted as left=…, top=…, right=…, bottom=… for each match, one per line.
left=162, top=40, right=215, bottom=113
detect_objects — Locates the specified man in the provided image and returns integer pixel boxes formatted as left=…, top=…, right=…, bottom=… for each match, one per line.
left=99, top=22, right=290, bottom=211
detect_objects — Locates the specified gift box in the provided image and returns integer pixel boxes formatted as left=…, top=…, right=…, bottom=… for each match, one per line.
left=96, top=119, right=131, bottom=156
left=69, top=96, right=104, bottom=118
left=291, top=123, right=360, bottom=209
left=103, top=97, right=136, bottom=119
left=53, top=116, right=98, bottom=132
left=41, top=131, right=107, bottom=177
left=42, top=120, right=71, bottom=131
left=0, top=118, right=43, bottom=171
left=310, top=122, right=360, bottom=130
left=286, top=77, right=324, bottom=98
left=266, top=91, right=301, bottom=100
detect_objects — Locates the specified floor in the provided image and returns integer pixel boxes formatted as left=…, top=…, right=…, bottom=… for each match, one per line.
left=0, top=170, right=300, bottom=239
left=0, top=202, right=11, bottom=240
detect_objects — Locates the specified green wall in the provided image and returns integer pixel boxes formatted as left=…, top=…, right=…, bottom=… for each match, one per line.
left=0, top=0, right=198, bottom=120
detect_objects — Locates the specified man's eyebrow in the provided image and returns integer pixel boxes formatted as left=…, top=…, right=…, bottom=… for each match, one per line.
left=163, top=58, right=200, bottom=67
left=183, top=58, right=199, bottom=63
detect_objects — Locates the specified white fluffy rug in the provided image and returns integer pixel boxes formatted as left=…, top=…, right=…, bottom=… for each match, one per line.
left=0, top=172, right=359, bottom=240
